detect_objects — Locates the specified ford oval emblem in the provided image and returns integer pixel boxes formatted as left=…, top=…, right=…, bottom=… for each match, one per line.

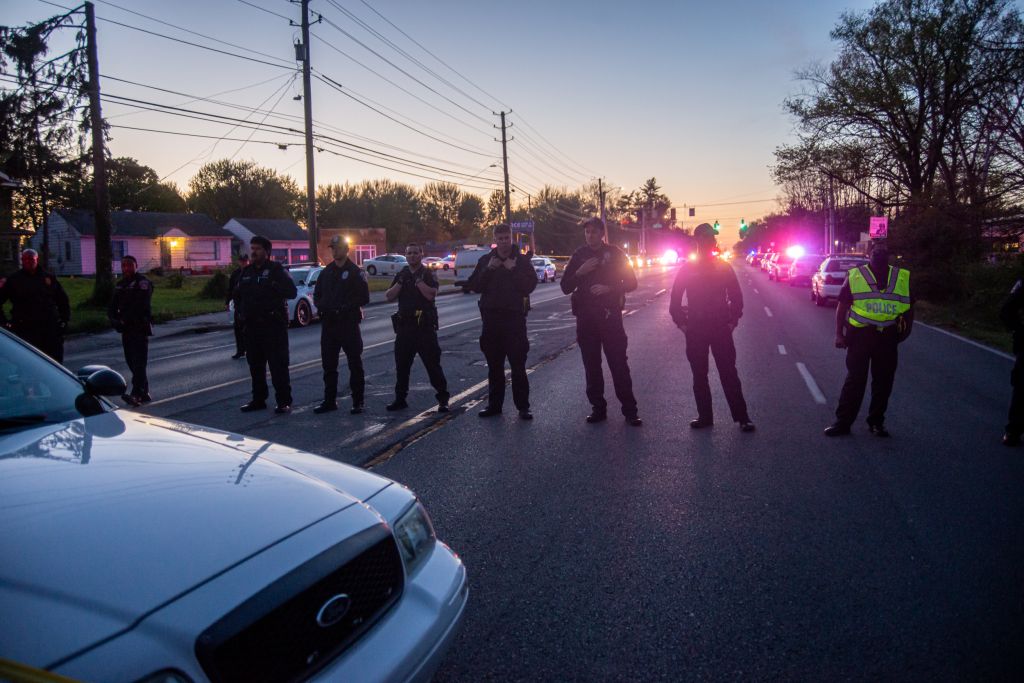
left=316, top=594, right=352, bottom=628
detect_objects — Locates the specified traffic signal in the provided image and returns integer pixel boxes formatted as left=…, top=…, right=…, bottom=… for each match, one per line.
left=713, top=220, right=720, bottom=235
left=739, top=218, right=748, bottom=237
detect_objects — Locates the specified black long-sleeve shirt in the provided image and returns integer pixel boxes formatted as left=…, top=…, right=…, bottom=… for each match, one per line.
left=314, top=259, right=369, bottom=323
left=467, top=247, right=537, bottom=313
left=1001, top=278, right=1024, bottom=353
left=560, top=243, right=637, bottom=315
left=0, top=268, right=70, bottom=329
left=235, top=259, right=297, bottom=324
left=669, top=258, right=743, bottom=328
left=108, top=273, right=153, bottom=335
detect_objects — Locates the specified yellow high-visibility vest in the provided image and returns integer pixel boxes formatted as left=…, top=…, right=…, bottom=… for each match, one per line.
left=846, top=265, right=911, bottom=328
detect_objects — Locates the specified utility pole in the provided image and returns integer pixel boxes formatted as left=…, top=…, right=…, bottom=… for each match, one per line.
left=828, top=176, right=836, bottom=253
left=85, top=2, right=113, bottom=302
left=297, top=0, right=318, bottom=262
left=499, top=111, right=512, bottom=224
left=598, top=178, right=606, bottom=225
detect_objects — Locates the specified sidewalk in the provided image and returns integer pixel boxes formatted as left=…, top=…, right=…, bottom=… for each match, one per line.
left=65, top=283, right=466, bottom=354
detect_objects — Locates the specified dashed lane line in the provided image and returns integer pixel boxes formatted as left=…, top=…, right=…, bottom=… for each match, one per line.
left=753, top=288, right=759, bottom=294
left=778, top=345, right=787, bottom=355
left=764, top=306, right=773, bottom=317
left=796, top=362, right=827, bottom=404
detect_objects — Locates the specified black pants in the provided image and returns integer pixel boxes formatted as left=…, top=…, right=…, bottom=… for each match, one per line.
left=835, top=326, right=898, bottom=427
left=244, top=321, right=291, bottom=406
left=394, top=326, right=448, bottom=403
left=233, top=320, right=246, bottom=355
left=122, top=331, right=149, bottom=397
left=685, top=325, right=749, bottom=423
left=322, top=317, right=364, bottom=405
left=15, top=323, right=63, bottom=364
left=576, top=310, right=637, bottom=416
left=480, top=310, right=529, bottom=411
left=1008, top=355, right=1024, bottom=435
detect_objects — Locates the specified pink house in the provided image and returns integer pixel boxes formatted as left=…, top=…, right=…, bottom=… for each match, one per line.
left=223, top=218, right=311, bottom=264
left=34, top=209, right=233, bottom=275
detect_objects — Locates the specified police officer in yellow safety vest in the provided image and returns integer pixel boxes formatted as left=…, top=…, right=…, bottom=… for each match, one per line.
left=824, top=241, right=913, bottom=437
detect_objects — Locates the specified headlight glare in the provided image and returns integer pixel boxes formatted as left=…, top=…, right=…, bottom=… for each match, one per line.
left=393, top=501, right=435, bottom=575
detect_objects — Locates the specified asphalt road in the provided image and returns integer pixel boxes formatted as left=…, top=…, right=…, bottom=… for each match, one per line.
left=65, top=263, right=1024, bottom=680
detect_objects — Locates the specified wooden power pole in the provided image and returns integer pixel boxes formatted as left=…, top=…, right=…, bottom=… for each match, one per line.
left=499, top=111, right=512, bottom=224
left=298, top=0, right=318, bottom=262
left=85, top=1, right=113, bottom=302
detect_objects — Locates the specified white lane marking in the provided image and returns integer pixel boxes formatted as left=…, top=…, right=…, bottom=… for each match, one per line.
left=764, top=306, right=773, bottom=317
left=145, top=292, right=569, bottom=407
left=655, top=288, right=667, bottom=296
left=778, top=345, right=787, bottom=355
left=150, top=343, right=235, bottom=362
left=796, top=362, right=827, bottom=404
left=753, top=288, right=759, bottom=294
left=916, top=321, right=1014, bottom=361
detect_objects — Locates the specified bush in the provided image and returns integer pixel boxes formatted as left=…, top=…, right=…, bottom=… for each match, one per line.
left=889, top=204, right=984, bottom=302
left=166, top=273, right=185, bottom=289
left=200, top=270, right=229, bottom=299
left=149, top=266, right=164, bottom=277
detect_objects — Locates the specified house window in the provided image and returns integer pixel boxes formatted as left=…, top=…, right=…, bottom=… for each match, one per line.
left=271, top=248, right=289, bottom=263
left=290, top=250, right=309, bottom=263
left=111, top=240, right=126, bottom=260
left=64, top=241, right=71, bottom=261
left=352, top=245, right=376, bottom=265
left=186, top=240, right=219, bottom=261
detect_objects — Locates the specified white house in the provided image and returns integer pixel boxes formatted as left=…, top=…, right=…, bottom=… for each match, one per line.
left=223, top=218, right=311, bottom=264
left=33, top=209, right=233, bottom=275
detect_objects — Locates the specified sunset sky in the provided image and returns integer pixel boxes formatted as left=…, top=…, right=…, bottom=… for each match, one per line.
left=4, top=0, right=877, bottom=241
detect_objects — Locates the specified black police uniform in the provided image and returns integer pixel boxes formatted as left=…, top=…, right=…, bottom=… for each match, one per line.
left=236, top=259, right=297, bottom=408
left=1000, top=278, right=1024, bottom=442
left=669, top=257, right=751, bottom=425
left=226, top=267, right=246, bottom=357
left=108, top=272, right=153, bottom=400
left=832, top=267, right=912, bottom=430
left=467, top=246, right=537, bottom=412
left=560, top=243, right=639, bottom=418
left=0, top=267, right=70, bottom=363
left=390, top=265, right=449, bottom=406
left=314, top=259, right=370, bottom=408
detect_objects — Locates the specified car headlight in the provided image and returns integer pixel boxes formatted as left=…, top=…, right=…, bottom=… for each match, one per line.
left=393, top=500, right=436, bottom=576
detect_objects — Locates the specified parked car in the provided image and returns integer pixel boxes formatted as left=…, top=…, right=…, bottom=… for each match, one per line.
left=363, top=254, right=408, bottom=276
left=759, top=253, right=776, bottom=272
left=0, top=328, right=468, bottom=682
left=766, top=253, right=791, bottom=280
left=439, top=255, right=455, bottom=270
left=454, top=248, right=488, bottom=289
left=422, top=256, right=443, bottom=269
left=787, top=254, right=826, bottom=286
left=532, top=257, right=557, bottom=282
left=811, top=254, right=869, bottom=305
left=228, top=265, right=323, bottom=328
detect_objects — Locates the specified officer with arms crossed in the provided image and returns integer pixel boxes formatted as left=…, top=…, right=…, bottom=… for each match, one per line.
left=669, top=223, right=755, bottom=432
left=0, top=248, right=70, bottom=363
left=107, top=255, right=153, bottom=406
left=225, top=253, right=249, bottom=359
left=560, top=217, right=642, bottom=426
left=314, top=235, right=370, bottom=414
left=236, top=236, right=298, bottom=414
left=825, top=240, right=913, bottom=437
left=467, top=223, right=538, bottom=420
left=384, top=243, right=450, bottom=413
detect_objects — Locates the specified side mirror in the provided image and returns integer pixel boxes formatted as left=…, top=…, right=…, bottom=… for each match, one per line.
left=77, top=366, right=127, bottom=397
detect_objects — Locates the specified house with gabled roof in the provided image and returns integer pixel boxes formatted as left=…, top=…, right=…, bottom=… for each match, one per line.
left=222, top=218, right=312, bottom=264
left=32, top=209, right=233, bottom=275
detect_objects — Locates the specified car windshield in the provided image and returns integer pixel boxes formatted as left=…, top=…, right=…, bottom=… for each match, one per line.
left=532, top=259, right=547, bottom=266
left=0, top=333, right=102, bottom=433
left=289, top=269, right=310, bottom=285
left=826, top=259, right=867, bottom=272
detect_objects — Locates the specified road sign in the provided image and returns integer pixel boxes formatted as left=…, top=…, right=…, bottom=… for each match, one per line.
left=869, top=216, right=888, bottom=239
left=510, top=220, right=534, bottom=233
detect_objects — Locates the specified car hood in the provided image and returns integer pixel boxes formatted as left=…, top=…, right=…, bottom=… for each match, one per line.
left=0, top=411, right=392, bottom=666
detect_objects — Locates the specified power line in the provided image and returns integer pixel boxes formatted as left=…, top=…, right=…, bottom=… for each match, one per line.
left=235, top=0, right=292, bottom=22
left=513, top=113, right=601, bottom=177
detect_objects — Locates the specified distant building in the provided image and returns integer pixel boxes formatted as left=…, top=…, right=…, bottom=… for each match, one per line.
left=32, top=209, right=233, bottom=275
left=222, top=218, right=311, bottom=264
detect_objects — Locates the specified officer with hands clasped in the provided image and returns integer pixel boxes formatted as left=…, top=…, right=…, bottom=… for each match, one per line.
left=560, top=217, right=642, bottom=426
left=669, top=223, right=755, bottom=432
left=467, top=223, right=538, bottom=420
left=236, top=235, right=297, bottom=414
left=825, top=240, right=913, bottom=437
left=384, top=243, right=450, bottom=413
left=107, top=254, right=153, bottom=406
left=314, top=235, right=370, bottom=415
left=0, top=248, right=70, bottom=363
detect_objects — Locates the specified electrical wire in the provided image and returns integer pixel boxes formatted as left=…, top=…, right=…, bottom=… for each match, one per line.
left=235, top=0, right=292, bottom=22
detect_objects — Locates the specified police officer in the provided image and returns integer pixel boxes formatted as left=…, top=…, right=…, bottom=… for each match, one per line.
left=107, top=255, right=153, bottom=406
left=669, top=223, right=755, bottom=432
left=0, top=248, right=70, bottom=363
left=313, top=235, right=370, bottom=414
left=235, top=236, right=297, bottom=414
left=561, top=217, right=642, bottom=426
left=384, top=243, right=449, bottom=413
left=467, top=223, right=537, bottom=420
left=825, top=241, right=913, bottom=437
left=1000, top=276, right=1024, bottom=446
left=226, top=253, right=249, bottom=359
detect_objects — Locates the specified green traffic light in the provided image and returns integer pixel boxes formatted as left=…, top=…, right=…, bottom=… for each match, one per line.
left=713, top=220, right=720, bottom=234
